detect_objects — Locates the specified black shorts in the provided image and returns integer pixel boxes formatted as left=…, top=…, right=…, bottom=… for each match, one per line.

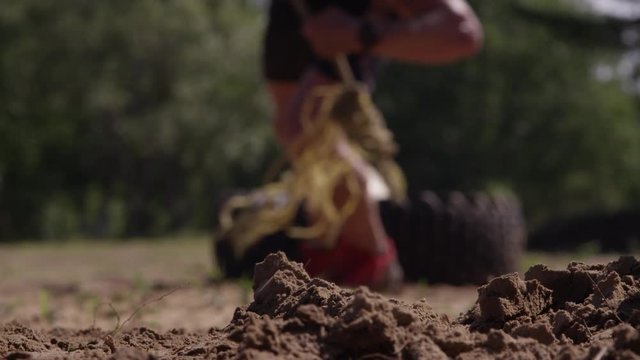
left=263, top=0, right=373, bottom=82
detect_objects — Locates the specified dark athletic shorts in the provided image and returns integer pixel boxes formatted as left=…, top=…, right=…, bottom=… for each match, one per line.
left=263, top=0, right=374, bottom=82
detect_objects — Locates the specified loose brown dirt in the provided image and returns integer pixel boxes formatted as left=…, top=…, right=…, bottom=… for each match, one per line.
left=2, top=248, right=640, bottom=359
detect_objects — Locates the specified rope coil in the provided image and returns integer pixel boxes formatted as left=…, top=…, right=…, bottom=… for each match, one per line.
left=217, top=81, right=406, bottom=257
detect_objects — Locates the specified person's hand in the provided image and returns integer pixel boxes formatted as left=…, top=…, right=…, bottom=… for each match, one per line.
left=302, top=7, right=363, bottom=58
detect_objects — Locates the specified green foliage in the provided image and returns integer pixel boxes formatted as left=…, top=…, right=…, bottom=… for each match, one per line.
left=1, top=0, right=639, bottom=239
left=0, top=0, right=273, bottom=239
left=377, top=0, right=640, bottom=225
left=513, top=0, right=624, bottom=48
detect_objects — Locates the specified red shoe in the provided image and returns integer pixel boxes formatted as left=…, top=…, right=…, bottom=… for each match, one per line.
left=298, top=236, right=403, bottom=291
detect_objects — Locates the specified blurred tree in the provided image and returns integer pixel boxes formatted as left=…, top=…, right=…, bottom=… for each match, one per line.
left=1, top=0, right=639, bottom=240
left=376, top=0, right=640, bottom=225
left=0, top=0, right=273, bottom=239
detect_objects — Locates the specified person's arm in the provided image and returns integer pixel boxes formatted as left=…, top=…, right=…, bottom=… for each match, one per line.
left=302, top=0, right=483, bottom=64
left=371, top=0, right=483, bottom=64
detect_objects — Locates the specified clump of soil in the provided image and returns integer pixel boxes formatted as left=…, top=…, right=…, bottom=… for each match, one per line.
left=463, top=256, right=640, bottom=347
left=3, top=253, right=640, bottom=359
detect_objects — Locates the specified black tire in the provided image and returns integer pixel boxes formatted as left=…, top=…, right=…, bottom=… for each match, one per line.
left=215, top=190, right=527, bottom=284
left=382, top=191, right=527, bottom=285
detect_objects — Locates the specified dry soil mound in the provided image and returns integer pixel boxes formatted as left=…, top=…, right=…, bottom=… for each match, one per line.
left=3, top=253, right=640, bottom=359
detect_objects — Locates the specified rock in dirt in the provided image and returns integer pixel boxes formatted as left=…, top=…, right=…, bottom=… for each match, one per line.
left=3, top=253, right=640, bottom=359
left=474, top=273, right=552, bottom=322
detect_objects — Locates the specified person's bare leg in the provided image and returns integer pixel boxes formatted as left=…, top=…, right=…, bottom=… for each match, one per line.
left=267, top=71, right=389, bottom=253
left=332, top=141, right=389, bottom=253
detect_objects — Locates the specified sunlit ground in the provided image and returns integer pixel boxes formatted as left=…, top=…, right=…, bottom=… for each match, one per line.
left=0, top=237, right=635, bottom=332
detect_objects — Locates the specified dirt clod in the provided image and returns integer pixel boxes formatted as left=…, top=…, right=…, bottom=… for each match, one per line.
left=475, top=273, right=552, bottom=323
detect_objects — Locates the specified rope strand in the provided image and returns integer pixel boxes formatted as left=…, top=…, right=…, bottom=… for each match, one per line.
left=217, top=82, right=406, bottom=257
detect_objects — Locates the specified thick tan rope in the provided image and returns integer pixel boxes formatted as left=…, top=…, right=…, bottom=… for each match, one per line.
left=217, top=82, right=406, bottom=257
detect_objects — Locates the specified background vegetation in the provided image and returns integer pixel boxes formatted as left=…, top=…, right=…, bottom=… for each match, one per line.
left=1, top=0, right=639, bottom=240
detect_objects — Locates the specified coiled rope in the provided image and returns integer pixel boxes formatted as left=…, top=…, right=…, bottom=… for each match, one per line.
left=217, top=81, right=406, bottom=257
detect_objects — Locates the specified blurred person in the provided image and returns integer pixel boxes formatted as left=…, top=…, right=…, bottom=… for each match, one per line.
left=263, top=0, right=483, bottom=289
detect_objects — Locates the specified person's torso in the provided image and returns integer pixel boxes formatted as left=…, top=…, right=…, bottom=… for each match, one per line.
left=268, top=0, right=372, bottom=30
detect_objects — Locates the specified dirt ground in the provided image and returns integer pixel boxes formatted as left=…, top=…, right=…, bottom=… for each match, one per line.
left=0, top=238, right=636, bottom=359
